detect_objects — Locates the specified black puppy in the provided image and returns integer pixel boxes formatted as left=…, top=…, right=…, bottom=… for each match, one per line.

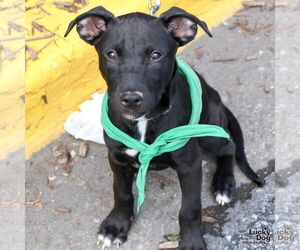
left=65, top=6, right=264, bottom=250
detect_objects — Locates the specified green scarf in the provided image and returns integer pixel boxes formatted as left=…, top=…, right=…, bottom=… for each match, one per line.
left=101, top=57, right=231, bottom=213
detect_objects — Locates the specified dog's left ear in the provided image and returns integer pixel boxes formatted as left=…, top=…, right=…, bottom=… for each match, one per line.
left=160, top=7, right=212, bottom=46
left=64, top=6, right=114, bottom=45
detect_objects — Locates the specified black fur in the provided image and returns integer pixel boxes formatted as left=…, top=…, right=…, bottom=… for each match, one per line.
left=65, top=6, right=265, bottom=250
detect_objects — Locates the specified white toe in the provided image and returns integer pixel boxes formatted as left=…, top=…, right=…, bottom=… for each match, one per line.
left=114, top=238, right=122, bottom=248
left=102, top=237, right=112, bottom=249
left=97, top=234, right=105, bottom=245
left=97, top=234, right=123, bottom=248
left=216, top=193, right=231, bottom=205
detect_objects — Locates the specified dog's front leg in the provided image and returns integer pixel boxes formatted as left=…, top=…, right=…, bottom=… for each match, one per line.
left=98, top=151, right=135, bottom=248
left=176, top=155, right=207, bottom=250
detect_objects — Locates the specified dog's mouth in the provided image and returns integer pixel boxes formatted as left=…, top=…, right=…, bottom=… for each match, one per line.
left=121, top=101, right=173, bottom=121
left=121, top=109, right=148, bottom=121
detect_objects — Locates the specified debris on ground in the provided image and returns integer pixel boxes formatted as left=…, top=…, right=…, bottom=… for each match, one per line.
left=51, top=142, right=74, bottom=174
left=63, top=160, right=73, bottom=174
left=26, top=199, right=43, bottom=210
left=245, top=53, right=259, bottom=61
left=166, top=212, right=177, bottom=221
left=211, top=57, right=239, bottom=63
left=242, top=0, right=265, bottom=9
left=263, top=84, right=274, bottom=94
left=70, top=149, right=77, bottom=158
left=202, top=214, right=217, bottom=224
left=0, top=200, right=21, bottom=209
left=78, top=141, right=89, bottom=158
left=47, top=175, right=64, bottom=189
left=194, top=46, right=205, bottom=60
left=164, top=233, right=181, bottom=242
left=158, top=240, right=179, bottom=250
left=149, top=172, right=177, bottom=187
left=55, top=205, right=72, bottom=214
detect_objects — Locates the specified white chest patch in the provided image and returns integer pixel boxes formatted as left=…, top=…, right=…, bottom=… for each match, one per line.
left=124, top=116, right=148, bottom=158
left=136, top=116, right=147, bottom=142
left=124, top=148, right=138, bottom=157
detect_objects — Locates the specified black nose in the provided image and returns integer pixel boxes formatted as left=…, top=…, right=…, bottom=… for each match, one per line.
left=120, top=91, right=143, bottom=107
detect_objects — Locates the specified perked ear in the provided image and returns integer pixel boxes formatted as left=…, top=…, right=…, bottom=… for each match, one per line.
left=64, top=6, right=114, bottom=45
left=160, top=7, right=212, bottom=46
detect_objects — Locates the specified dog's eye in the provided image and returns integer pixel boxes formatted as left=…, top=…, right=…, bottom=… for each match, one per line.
left=106, top=50, right=118, bottom=60
left=150, top=51, right=161, bottom=61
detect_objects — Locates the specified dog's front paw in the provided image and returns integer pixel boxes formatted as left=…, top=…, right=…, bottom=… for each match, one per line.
left=97, top=212, right=132, bottom=249
left=97, top=234, right=123, bottom=249
left=212, top=174, right=235, bottom=206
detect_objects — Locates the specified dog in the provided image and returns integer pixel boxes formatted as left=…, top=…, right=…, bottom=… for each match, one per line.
left=65, top=6, right=265, bottom=250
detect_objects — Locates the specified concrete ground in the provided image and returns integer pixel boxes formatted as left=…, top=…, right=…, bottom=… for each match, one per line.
left=24, top=2, right=298, bottom=250
left=274, top=0, right=300, bottom=250
left=0, top=150, right=25, bottom=250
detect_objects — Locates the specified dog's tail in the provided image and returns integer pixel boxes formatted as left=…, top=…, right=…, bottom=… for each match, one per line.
left=225, top=107, right=265, bottom=187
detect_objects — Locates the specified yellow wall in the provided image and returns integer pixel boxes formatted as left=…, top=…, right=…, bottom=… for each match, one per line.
left=1, top=0, right=243, bottom=159
left=0, top=1, right=25, bottom=159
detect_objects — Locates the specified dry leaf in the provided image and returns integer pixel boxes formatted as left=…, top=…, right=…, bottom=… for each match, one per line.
left=26, top=199, right=43, bottom=209
left=242, top=1, right=265, bottom=8
left=194, top=47, right=205, bottom=60
left=52, top=150, right=62, bottom=158
left=158, top=241, right=179, bottom=249
left=78, top=141, right=88, bottom=157
left=57, top=155, right=68, bottom=165
left=202, top=214, right=217, bottom=223
left=63, top=162, right=72, bottom=174
left=211, top=57, right=238, bottom=63
left=0, top=200, right=21, bottom=208
left=167, top=212, right=178, bottom=221
left=149, top=172, right=176, bottom=186
left=55, top=205, right=72, bottom=213
left=164, top=233, right=180, bottom=242
left=70, top=149, right=77, bottom=158
left=47, top=175, right=63, bottom=189
left=245, top=53, right=258, bottom=61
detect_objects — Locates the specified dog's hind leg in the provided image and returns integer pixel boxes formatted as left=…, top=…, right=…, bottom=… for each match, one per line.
left=212, top=141, right=236, bottom=205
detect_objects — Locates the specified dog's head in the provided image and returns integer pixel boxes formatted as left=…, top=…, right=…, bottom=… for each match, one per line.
left=65, top=6, right=212, bottom=119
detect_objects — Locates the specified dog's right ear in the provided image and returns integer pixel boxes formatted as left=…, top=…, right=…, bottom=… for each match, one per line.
left=64, top=6, right=114, bottom=45
left=160, top=7, right=212, bottom=46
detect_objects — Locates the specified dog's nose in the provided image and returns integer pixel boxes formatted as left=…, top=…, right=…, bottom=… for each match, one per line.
left=120, top=91, right=143, bottom=107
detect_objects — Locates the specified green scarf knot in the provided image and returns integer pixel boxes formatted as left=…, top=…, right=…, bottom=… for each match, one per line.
left=101, top=57, right=231, bottom=213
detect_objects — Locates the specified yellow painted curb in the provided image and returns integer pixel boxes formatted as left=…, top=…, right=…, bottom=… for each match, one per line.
left=0, top=1, right=25, bottom=159
left=23, top=0, right=243, bottom=159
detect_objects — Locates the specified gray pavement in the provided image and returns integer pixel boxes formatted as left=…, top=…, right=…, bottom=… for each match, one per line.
left=275, top=1, right=300, bottom=250
left=24, top=2, right=299, bottom=250
left=0, top=150, right=25, bottom=250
